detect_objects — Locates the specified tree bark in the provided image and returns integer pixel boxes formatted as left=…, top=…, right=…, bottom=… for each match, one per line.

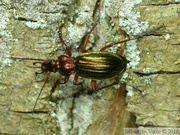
left=0, top=0, right=179, bottom=135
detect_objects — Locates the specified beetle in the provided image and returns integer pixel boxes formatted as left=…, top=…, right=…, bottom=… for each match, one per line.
left=44, top=24, right=163, bottom=91
left=10, top=23, right=163, bottom=112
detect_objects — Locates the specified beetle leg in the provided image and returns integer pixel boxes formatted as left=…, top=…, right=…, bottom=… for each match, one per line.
left=50, top=75, right=70, bottom=97
left=91, top=80, right=119, bottom=91
left=73, top=73, right=83, bottom=88
left=81, top=23, right=97, bottom=53
left=91, top=80, right=97, bottom=91
left=99, top=37, right=138, bottom=52
left=100, top=26, right=164, bottom=52
left=58, top=27, right=72, bottom=56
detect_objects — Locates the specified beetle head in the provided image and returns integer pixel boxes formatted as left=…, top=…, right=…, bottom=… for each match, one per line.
left=41, top=60, right=60, bottom=73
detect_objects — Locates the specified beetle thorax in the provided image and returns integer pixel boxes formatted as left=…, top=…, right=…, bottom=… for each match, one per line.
left=58, top=55, right=76, bottom=75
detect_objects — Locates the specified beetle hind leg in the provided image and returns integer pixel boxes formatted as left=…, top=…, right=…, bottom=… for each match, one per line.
left=91, top=80, right=119, bottom=91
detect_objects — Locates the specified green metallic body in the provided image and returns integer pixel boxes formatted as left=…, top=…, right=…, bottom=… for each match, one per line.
left=75, top=52, right=127, bottom=80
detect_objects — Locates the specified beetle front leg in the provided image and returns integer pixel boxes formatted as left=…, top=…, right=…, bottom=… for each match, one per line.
left=58, top=27, right=72, bottom=56
left=81, top=23, right=97, bottom=53
left=91, top=80, right=119, bottom=91
left=50, top=75, right=70, bottom=97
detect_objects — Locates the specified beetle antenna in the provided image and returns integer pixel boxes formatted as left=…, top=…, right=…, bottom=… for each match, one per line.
left=32, top=73, right=50, bottom=115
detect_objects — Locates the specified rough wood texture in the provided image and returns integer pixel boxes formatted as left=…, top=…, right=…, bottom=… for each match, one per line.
left=0, top=0, right=179, bottom=135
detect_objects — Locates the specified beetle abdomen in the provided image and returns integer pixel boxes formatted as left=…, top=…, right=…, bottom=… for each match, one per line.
left=75, top=52, right=127, bottom=80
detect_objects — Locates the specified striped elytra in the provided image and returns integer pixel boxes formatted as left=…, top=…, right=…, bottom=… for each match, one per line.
left=75, top=52, right=127, bottom=80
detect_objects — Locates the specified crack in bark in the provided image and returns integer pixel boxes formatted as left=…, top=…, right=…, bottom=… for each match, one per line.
left=42, top=11, right=62, bottom=14
left=147, top=2, right=180, bottom=6
left=14, top=17, right=37, bottom=22
left=69, top=97, right=75, bottom=130
left=134, top=70, right=180, bottom=76
left=145, top=34, right=163, bottom=37
left=12, top=110, right=49, bottom=114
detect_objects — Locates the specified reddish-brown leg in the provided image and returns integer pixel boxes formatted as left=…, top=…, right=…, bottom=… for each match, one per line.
left=100, top=37, right=138, bottom=52
left=73, top=73, right=83, bottom=88
left=58, top=27, right=72, bottom=56
left=91, top=68, right=126, bottom=91
left=81, top=23, right=97, bottom=53
left=73, top=23, right=97, bottom=89
left=91, top=79, right=142, bottom=92
left=50, top=75, right=70, bottom=97
left=91, top=80, right=119, bottom=91
left=100, top=26, right=164, bottom=52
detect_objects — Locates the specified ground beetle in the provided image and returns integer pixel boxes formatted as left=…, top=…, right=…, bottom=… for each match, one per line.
left=10, top=22, right=163, bottom=112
